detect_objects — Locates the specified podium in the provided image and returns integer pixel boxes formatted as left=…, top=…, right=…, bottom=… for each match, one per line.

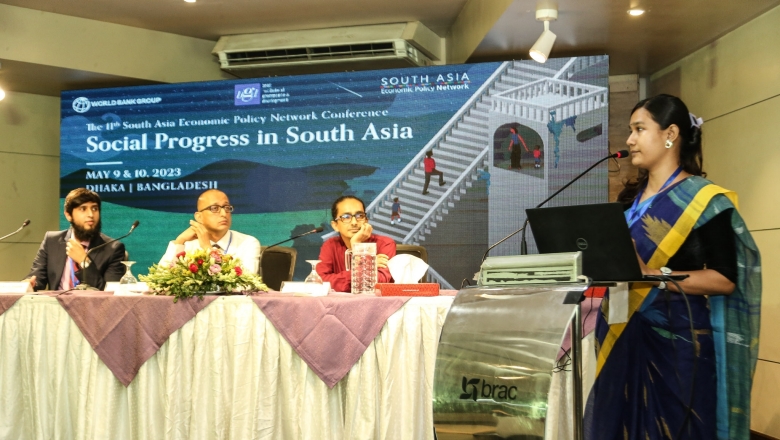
left=432, top=283, right=589, bottom=440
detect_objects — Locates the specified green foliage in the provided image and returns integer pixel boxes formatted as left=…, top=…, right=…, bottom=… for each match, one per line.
left=140, top=248, right=267, bottom=302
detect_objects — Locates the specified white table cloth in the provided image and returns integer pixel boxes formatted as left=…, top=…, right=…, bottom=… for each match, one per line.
left=0, top=295, right=453, bottom=440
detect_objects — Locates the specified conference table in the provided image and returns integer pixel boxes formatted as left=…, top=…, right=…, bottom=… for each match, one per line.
left=0, top=291, right=454, bottom=440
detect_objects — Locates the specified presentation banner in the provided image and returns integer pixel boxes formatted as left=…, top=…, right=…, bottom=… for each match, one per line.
left=60, top=57, right=609, bottom=287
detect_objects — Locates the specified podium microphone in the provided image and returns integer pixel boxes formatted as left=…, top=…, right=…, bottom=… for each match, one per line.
left=258, top=226, right=324, bottom=278
left=0, top=219, right=31, bottom=242
left=76, top=220, right=140, bottom=290
left=264, top=226, right=325, bottom=251
left=482, top=150, right=629, bottom=262
left=519, top=150, right=629, bottom=254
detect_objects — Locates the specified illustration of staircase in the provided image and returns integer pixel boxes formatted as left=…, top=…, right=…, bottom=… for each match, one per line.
left=367, top=61, right=559, bottom=245
left=323, top=57, right=607, bottom=288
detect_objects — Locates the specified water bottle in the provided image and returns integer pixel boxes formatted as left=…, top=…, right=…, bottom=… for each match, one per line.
left=345, top=242, right=378, bottom=295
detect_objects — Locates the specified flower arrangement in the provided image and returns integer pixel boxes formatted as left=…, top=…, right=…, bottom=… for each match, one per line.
left=140, top=248, right=267, bottom=301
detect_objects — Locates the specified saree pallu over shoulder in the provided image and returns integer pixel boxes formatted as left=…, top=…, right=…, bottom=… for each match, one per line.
left=594, top=178, right=736, bottom=376
left=589, top=176, right=761, bottom=440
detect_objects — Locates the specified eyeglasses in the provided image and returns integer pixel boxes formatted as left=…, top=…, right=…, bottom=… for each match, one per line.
left=334, top=212, right=368, bottom=223
left=199, top=204, right=234, bottom=214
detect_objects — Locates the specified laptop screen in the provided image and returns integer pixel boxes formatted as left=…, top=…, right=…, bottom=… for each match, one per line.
left=525, top=203, right=644, bottom=282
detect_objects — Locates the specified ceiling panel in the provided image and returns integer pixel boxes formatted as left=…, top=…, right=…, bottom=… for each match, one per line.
left=0, top=0, right=778, bottom=94
left=471, top=0, right=780, bottom=74
left=0, top=0, right=466, bottom=40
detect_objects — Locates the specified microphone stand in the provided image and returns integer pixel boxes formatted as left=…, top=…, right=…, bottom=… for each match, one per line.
left=75, top=221, right=139, bottom=291
left=263, top=227, right=324, bottom=251
left=0, top=219, right=31, bottom=242
left=258, top=227, right=324, bottom=277
left=480, top=151, right=627, bottom=262
left=481, top=226, right=526, bottom=263
left=519, top=151, right=626, bottom=254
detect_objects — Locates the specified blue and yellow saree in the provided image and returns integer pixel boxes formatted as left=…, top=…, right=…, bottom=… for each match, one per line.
left=584, top=176, right=761, bottom=440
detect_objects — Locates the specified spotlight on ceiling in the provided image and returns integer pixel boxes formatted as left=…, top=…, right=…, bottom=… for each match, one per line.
left=628, top=8, right=645, bottom=16
left=184, top=0, right=196, bottom=3
left=529, top=7, right=558, bottom=64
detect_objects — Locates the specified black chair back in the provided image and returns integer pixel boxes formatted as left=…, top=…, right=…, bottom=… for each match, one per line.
left=260, top=246, right=297, bottom=291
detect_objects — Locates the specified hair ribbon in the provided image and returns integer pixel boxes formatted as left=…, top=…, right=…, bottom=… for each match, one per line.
left=689, top=112, right=703, bottom=128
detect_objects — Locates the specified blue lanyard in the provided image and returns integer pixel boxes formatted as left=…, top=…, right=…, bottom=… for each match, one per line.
left=626, top=167, right=682, bottom=226
left=68, top=241, right=89, bottom=287
left=69, top=257, right=80, bottom=287
left=218, top=231, right=233, bottom=254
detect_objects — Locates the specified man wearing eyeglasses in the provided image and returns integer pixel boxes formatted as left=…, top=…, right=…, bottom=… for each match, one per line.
left=159, top=189, right=261, bottom=273
left=316, top=195, right=396, bottom=292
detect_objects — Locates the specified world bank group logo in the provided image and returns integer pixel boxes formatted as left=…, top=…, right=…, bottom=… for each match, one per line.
left=235, top=84, right=261, bottom=106
left=72, top=97, right=91, bottom=113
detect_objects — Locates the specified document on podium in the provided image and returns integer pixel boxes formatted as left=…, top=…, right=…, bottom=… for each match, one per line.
left=607, top=282, right=629, bottom=324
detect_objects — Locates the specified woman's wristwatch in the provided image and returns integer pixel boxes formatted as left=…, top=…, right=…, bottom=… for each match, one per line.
left=657, top=266, right=672, bottom=290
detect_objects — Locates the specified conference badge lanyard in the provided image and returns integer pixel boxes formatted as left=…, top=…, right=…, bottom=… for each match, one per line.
left=625, top=167, right=682, bottom=227
left=66, top=229, right=89, bottom=288
left=214, top=231, right=233, bottom=254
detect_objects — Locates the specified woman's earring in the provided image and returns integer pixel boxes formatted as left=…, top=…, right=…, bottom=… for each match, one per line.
left=665, top=139, right=674, bottom=149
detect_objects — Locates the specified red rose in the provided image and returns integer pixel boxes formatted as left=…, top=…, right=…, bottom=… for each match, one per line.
left=189, top=264, right=198, bottom=273
left=197, top=259, right=204, bottom=266
left=176, top=251, right=186, bottom=259
left=234, top=266, right=243, bottom=276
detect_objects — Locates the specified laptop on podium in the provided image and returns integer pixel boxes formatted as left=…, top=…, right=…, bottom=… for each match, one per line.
left=525, top=202, right=684, bottom=284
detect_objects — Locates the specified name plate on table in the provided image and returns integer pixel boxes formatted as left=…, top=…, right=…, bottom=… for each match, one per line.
left=279, top=281, right=330, bottom=296
left=105, top=282, right=149, bottom=296
left=0, top=282, right=33, bottom=294
left=375, top=283, right=439, bottom=296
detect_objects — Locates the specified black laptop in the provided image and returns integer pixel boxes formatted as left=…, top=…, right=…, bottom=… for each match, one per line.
left=525, top=202, right=682, bottom=283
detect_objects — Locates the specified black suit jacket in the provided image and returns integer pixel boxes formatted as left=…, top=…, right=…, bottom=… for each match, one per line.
left=26, top=230, right=126, bottom=291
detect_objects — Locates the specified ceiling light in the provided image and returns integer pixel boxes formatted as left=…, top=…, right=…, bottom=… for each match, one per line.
left=529, top=7, right=558, bottom=64
left=628, top=8, right=645, bottom=16
left=0, top=87, right=5, bottom=101
left=184, top=0, right=196, bottom=3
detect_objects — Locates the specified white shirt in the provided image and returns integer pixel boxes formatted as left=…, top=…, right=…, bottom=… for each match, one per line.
left=159, top=230, right=261, bottom=274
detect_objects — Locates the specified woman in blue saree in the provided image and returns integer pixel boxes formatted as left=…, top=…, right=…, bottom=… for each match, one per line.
left=584, top=95, right=761, bottom=440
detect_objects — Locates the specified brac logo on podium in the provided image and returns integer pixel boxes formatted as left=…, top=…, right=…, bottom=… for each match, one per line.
left=459, top=377, right=518, bottom=402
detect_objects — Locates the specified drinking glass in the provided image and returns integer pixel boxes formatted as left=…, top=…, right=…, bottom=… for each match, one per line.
left=304, top=260, right=323, bottom=284
left=120, top=261, right=138, bottom=284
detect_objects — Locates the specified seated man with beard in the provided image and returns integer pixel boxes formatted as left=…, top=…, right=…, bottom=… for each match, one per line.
left=25, top=188, right=126, bottom=291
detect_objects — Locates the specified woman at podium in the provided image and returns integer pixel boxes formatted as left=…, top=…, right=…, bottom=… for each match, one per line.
left=585, top=94, right=761, bottom=440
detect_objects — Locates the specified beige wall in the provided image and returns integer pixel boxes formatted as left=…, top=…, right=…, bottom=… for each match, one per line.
left=0, top=3, right=232, bottom=281
left=607, top=74, right=640, bottom=202
left=0, top=92, right=61, bottom=280
left=1, top=3, right=226, bottom=84
left=651, top=5, right=780, bottom=437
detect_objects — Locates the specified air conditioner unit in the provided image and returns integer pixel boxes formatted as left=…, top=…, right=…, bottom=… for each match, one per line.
left=212, top=22, right=443, bottom=77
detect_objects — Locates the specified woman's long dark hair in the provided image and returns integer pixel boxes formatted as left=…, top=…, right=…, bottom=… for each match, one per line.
left=618, top=94, right=705, bottom=204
